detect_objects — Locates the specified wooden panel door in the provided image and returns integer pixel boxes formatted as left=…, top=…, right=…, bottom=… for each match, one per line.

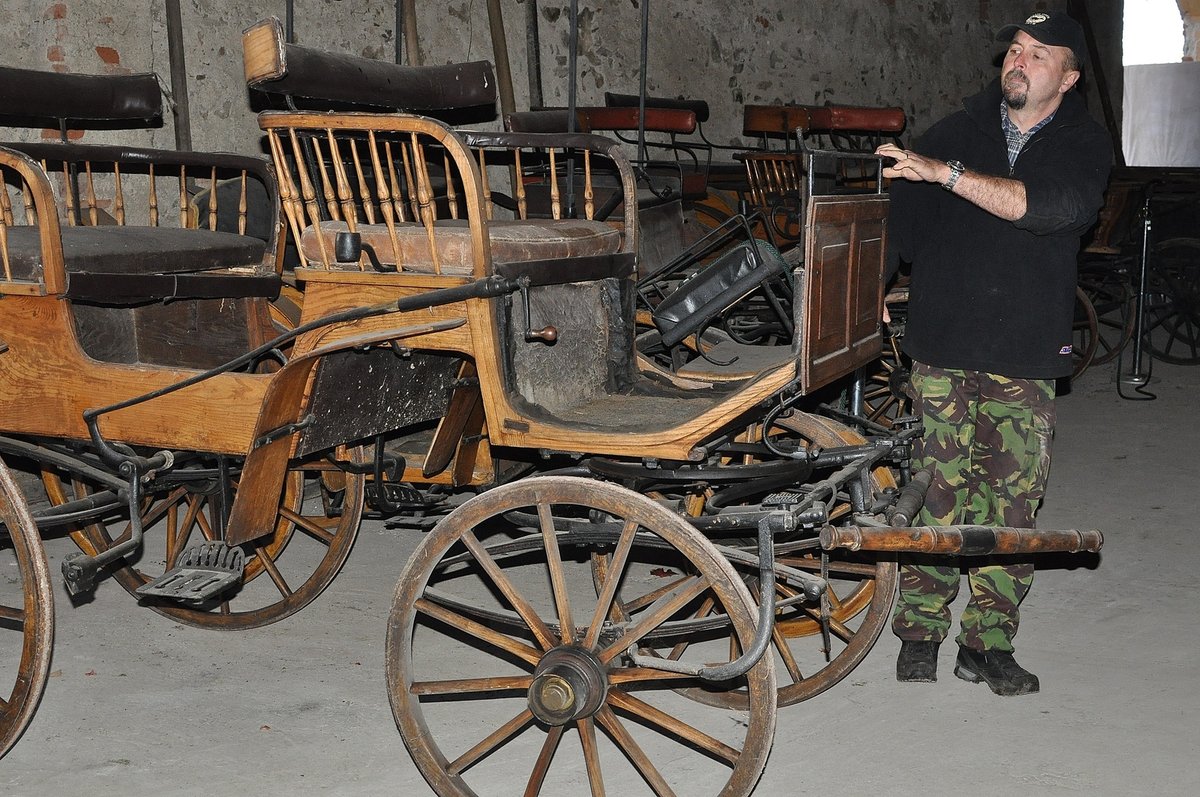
left=799, top=194, right=889, bottom=392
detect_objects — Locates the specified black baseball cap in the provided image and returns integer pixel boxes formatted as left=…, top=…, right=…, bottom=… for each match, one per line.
left=997, top=11, right=1087, bottom=69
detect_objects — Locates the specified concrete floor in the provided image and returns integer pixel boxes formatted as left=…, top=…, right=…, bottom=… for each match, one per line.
left=2, top=359, right=1197, bottom=796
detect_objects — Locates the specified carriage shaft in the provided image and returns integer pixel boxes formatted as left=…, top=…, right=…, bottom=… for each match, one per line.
left=820, top=525, right=1103, bottom=555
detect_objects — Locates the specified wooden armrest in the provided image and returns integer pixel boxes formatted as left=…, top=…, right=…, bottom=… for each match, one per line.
left=243, top=16, right=496, bottom=112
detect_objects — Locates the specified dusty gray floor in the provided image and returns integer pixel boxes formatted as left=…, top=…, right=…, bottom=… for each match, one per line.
left=2, top=359, right=1197, bottom=796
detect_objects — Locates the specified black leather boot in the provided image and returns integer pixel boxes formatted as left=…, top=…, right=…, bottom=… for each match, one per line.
left=954, top=646, right=1040, bottom=696
left=896, top=640, right=939, bottom=682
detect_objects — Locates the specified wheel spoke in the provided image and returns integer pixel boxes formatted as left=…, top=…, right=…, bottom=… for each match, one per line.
left=583, top=519, right=638, bottom=650
left=618, top=573, right=693, bottom=616
left=576, top=718, right=606, bottom=797
left=415, top=596, right=542, bottom=666
left=665, top=594, right=716, bottom=661
left=460, top=529, right=558, bottom=651
left=410, top=674, right=532, bottom=696
left=597, top=576, right=710, bottom=665
left=606, top=689, right=741, bottom=765
left=594, top=705, right=677, bottom=797
left=447, top=708, right=536, bottom=777
left=771, top=612, right=805, bottom=684
left=537, top=502, right=575, bottom=644
left=280, top=505, right=336, bottom=545
left=251, top=541, right=293, bottom=598
left=0, top=604, right=23, bottom=624
left=607, top=667, right=705, bottom=686
left=523, top=724, right=565, bottom=797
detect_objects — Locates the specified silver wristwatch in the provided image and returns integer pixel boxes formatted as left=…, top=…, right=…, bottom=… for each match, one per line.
left=942, top=160, right=965, bottom=192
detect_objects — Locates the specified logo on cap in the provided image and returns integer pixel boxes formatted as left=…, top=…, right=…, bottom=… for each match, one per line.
left=1026, top=13, right=1050, bottom=24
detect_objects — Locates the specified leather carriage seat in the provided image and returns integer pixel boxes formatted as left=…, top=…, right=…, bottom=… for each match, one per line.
left=2, top=225, right=276, bottom=302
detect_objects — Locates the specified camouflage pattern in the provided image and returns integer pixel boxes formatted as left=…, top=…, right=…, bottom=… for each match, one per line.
left=892, top=362, right=1056, bottom=652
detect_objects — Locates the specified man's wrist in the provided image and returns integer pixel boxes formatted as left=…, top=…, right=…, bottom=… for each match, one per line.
left=941, top=160, right=965, bottom=192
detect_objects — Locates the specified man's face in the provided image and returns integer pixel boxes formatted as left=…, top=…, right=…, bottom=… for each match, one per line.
left=1001, top=30, right=1080, bottom=112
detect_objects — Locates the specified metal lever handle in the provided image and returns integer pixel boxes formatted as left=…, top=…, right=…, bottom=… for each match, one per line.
left=521, top=285, right=558, bottom=343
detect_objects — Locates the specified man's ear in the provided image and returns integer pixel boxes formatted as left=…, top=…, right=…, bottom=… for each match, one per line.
left=1060, top=69, right=1081, bottom=94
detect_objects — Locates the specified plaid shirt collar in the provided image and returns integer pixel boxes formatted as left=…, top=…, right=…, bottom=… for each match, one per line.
left=1000, top=102, right=1055, bottom=168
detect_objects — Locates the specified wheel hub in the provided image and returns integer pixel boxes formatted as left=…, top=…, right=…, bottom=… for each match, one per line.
left=527, top=646, right=608, bottom=726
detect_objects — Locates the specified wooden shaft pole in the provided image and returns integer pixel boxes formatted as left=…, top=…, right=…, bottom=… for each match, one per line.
left=820, top=525, right=1103, bottom=555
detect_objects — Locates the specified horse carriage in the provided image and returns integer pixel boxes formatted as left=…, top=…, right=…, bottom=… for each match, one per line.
left=1, top=20, right=1103, bottom=794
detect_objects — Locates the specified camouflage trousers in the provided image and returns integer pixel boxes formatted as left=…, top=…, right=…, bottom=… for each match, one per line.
left=891, top=362, right=1056, bottom=652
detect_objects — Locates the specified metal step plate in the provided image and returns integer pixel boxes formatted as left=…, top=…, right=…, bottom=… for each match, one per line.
left=136, top=542, right=244, bottom=604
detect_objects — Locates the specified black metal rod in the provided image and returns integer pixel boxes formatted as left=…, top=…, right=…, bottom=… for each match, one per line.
left=565, top=0, right=578, bottom=217
left=525, top=0, right=543, bottom=108
left=1127, top=192, right=1153, bottom=380
left=637, top=0, right=649, bottom=165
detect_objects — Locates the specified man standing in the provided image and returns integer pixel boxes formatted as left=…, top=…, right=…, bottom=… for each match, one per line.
left=875, top=11, right=1111, bottom=695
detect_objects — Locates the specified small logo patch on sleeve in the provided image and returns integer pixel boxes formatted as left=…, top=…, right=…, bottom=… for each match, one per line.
left=1058, top=344, right=1073, bottom=355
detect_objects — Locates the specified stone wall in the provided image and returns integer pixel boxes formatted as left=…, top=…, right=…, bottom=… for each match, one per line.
left=0, top=1, right=1123, bottom=159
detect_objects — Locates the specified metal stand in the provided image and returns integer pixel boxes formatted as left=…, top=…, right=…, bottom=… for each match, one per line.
left=1119, top=191, right=1153, bottom=387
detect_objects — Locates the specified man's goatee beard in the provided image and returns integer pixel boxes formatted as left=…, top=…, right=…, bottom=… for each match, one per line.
left=1003, top=71, right=1029, bottom=110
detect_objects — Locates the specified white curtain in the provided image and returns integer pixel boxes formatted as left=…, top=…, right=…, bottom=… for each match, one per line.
left=1122, top=62, right=1200, bottom=167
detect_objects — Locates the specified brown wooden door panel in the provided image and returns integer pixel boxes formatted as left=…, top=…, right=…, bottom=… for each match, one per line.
left=800, top=195, right=888, bottom=392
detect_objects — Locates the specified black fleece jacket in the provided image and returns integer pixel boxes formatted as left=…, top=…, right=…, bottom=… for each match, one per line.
left=887, top=78, right=1112, bottom=379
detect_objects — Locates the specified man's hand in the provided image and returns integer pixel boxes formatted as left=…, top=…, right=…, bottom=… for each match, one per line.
left=875, top=143, right=1026, bottom=221
left=876, top=143, right=949, bottom=185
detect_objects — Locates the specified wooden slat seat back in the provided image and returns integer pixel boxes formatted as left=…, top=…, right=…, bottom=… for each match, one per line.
left=257, top=112, right=637, bottom=280
left=244, top=18, right=637, bottom=280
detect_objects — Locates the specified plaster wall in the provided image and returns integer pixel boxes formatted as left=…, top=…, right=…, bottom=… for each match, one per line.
left=0, top=1, right=1122, bottom=160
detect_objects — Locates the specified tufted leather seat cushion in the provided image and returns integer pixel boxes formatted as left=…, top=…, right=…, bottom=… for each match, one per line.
left=299, top=218, right=622, bottom=275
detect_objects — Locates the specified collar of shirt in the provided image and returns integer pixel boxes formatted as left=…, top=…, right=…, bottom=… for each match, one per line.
left=1000, top=102, right=1055, bottom=168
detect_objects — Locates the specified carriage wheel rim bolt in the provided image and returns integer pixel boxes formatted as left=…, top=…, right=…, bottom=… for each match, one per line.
left=528, top=646, right=607, bottom=726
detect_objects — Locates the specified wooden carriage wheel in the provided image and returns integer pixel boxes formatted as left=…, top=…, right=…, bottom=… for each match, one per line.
left=386, top=476, right=776, bottom=797
left=42, top=454, right=363, bottom=630
left=585, top=413, right=899, bottom=709
left=1078, top=268, right=1134, bottom=366
left=1142, top=238, right=1200, bottom=365
left=1072, top=285, right=1100, bottom=379
left=620, top=412, right=898, bottom=709
left=860, top=329, right=913, bottom=429
left=0, top=459, right=54, bottom=760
